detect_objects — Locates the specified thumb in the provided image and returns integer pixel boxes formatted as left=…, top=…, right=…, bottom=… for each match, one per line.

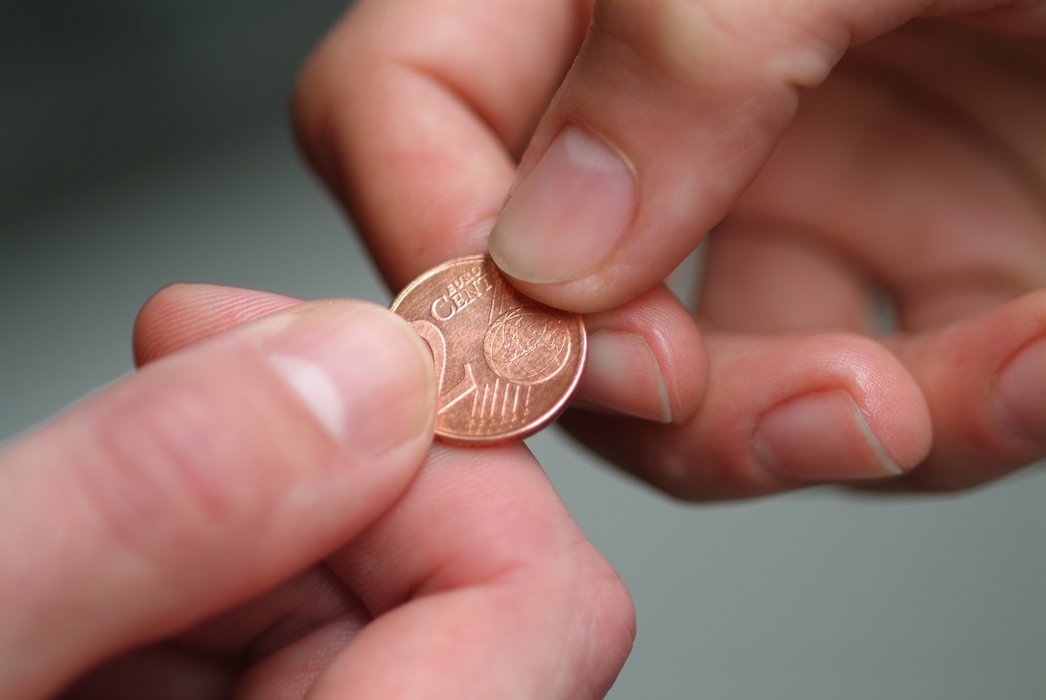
left=0, top=301, right=435, bottom=699
left=487, top=0, right=1046, bottom=312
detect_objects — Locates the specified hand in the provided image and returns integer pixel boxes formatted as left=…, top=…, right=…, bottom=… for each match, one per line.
left=0, top=285, right=633, bottom=699
left=294, top=0, right=1046, bottom=498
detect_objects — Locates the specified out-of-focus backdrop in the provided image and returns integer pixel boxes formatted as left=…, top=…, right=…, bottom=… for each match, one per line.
left=2, top=2, right=1044, bottom=697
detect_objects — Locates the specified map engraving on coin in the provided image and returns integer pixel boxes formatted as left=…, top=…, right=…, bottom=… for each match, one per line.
left=390, top=255, right=586, bottom=446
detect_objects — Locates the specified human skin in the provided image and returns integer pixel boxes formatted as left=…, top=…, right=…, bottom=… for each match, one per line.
left=0, top=287, right=634, bottom=699
left=293, top=0, right=1046, bottom=498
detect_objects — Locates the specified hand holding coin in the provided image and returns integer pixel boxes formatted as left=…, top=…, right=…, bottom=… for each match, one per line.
left=391, top=255, right=586, bottom=446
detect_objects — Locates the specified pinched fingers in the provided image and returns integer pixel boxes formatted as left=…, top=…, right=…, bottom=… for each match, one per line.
left=127, top=284, right=636, bottom=699
left=138, top=281, right=709, bottom=433
left=881, top=289, right=1046, bottom=491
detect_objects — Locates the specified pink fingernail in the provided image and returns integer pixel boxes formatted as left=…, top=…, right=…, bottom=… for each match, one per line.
left=266, top=305, right=435, bottom=457
left=995, top=335, right=1046, bottom=440
left=489, top=126, right=635, bottom=284
left=753, top=388, right=902, bottom=481
left=575, top=331, right=671, bottom=423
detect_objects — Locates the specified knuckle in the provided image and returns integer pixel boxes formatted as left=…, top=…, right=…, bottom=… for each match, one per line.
left=587, top=572, right=637, bottom=675
left=592, top=0, right=838, bottom=91
left=598, top=569, right=637, bottom=646
left=559, top=543, right=636, bottom=694
left=132, top=283, right=195, bottom=366
left=594, top=0, right=730, bottom=83
left=83, top=367, right=279, bottom=559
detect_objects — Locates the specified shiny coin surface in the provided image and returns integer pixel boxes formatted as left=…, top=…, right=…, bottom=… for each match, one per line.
left=391, top=255, right=586, bottom=446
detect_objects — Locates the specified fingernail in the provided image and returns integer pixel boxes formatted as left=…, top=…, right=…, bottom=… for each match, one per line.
left=489, top=126, right=635, bottom=284
left=753, top=388, right=902, bottom=481
left=996, top=335, right=1046, bottom=440
left=576, top=331, right=671, bottom=423
left=265, top=305, right=435, bottom=457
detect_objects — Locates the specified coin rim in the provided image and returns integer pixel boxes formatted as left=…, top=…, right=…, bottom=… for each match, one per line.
left=390, top=254, right=587, bottom=447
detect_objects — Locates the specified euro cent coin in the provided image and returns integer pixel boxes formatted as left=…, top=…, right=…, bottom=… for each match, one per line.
left=390, top=255, right=586, bottom=446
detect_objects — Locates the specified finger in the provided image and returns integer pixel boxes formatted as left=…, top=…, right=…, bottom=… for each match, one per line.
left=487, top=0, right=1046, bottom=312
left=698, top=223, right=876, bottom=334
left=67, top=565, right=372, bottom=700
left=880, top=288, right=1046, bottom=491
left=575, top=283, right=706, bottom=423
left=133, top=284, right=303, bottom=366
left=230, top=617, right=358, bottom=700
left=118, top=282, right=640, bottom=699
left=0, top=301, right=435, bottom=699
left=561, top=330, right=933, bottom=500
left=177, top=565, right=370, bottom=662
left=58, top=644, right=234, bottom=700
left=293, top=0, right=590, bottom=291
left=311, top=443, right=635, bottom=700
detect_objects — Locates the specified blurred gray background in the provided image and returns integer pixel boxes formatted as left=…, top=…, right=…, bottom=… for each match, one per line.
left=2, top=2, right=1043, bottom=697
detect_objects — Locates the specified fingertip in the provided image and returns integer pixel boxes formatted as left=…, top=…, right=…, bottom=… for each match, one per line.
left=133, top=284, right=303, bottom=366
left=995, top=334, right=1046, bottom=442
left=754, top=384, right=928, bottom=483
left=574, top=285, right=706, bottom=424
left=851, top=342, right=934, bottom=474
left=488, top=125, right=637, bottom=286
left=578, top=330, right=673, bottom=422
left=133, top=283, right=201, bottom=366
left=751, top=334, right=933, bottom=483
left=263, top=301, right=437, bottom=459
left=888, top=289, right=1046, bottom=490
left=641, top=289, right=708, bottom=425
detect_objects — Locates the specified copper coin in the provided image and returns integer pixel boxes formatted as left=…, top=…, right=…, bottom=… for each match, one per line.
left=390, top=255, right=586, bottom=446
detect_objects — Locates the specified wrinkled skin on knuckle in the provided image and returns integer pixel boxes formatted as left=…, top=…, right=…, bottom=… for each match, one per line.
left=88, top=402, right=243, bottom=560
left=592, top=0, right=840, bottom=92
left=580, top=577, right=636, bottom=695
left=81, top=357, right=322, bottom=562
left=549, top=541, right=636, bottom=697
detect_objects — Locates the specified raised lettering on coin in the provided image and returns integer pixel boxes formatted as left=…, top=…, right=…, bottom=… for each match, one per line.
left=390, top=255, right=586, bottom=446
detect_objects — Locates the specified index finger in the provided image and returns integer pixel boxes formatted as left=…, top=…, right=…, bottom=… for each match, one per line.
left=487, top=0, right=1046, bottom=311
left=293, top=0, right=591, bottom=292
